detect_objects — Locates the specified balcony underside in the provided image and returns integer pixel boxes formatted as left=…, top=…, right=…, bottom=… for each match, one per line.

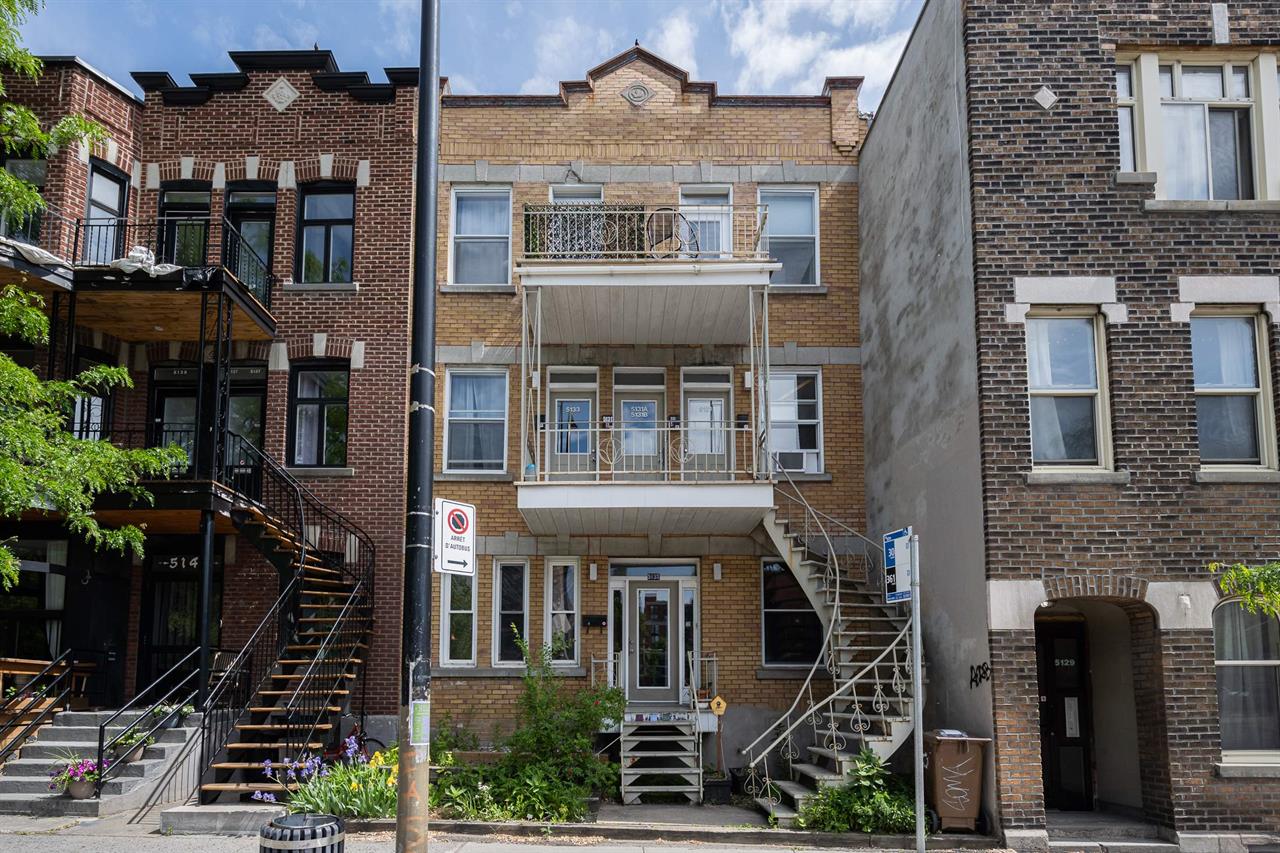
left=516, top=481, right=775, bottom=536
left=22, top=480, right=243, bottom=535
left=518, top=261, right=777, bottom=345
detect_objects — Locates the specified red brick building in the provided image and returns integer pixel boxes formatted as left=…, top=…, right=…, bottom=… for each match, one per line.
left=861, top=1, right=1280, bottom=849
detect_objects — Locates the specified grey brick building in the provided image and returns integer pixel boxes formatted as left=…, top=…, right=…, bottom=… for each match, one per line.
left=860, top=1, right=1280, bottom=849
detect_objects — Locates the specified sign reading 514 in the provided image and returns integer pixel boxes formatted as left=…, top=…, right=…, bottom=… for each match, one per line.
left=433, top=498, right=476, bottom=577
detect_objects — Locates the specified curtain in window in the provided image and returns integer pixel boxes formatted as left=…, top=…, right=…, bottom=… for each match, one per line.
left=44, top=571, right=65, bottom=657
left=456, top=194, right=508, bottom=235
left=1215, top=603, right=1280, bottom=751
left=448, top=374, right=504, bottom=468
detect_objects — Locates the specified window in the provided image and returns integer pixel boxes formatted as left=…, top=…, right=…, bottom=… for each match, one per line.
left=158, top=182, right=211, bottom=266
left=493, top=560, right=528, bottom=666
left=298, top=184, right=354, bottom=283
left=1159, top=61, right=1255, bottom=200
left=1192, top=314, right=1272, bottom=466
left=1, top=158, right=46, bottom=244
left=680, top=186, right=731, bottom=258
left=761, top=559, right=822, bottom=666
left=1026, top=315, right=1109, bottom=468
left=1214, top=601, right=1280, bottom=756
left=442, top=573, right=475, bottom=666
left=444, top=370, right=507, bottom=472
left=225, top=184, right=276, bottom=289
left=1116, top=65, right=1137, bottom=172
left=769, top=369, right=823, bottom=473
left=546, top=559, right=578, bottom=664
left=82, top=162, right=126, bottom=264
left=289, top=363, right=349, bottom=467
left=451, top=187, right=511, bottom=284
left=760, top=188, right=818, bottom=284
left=549, top=185, right=602, bottom=203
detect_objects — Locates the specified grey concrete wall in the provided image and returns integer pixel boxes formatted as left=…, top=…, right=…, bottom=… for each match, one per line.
left=858, top=0, right=995, bottom=823
left=1075, top=603, right=1143, bottom=811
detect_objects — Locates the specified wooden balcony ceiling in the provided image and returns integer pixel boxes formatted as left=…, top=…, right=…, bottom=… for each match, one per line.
left=72, top=288, right=273, bottom=342
left=21, top=507, right=238, bottom=535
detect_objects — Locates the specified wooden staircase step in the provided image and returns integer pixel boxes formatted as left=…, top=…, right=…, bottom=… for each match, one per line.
left=237, top=723, right=334, bottom=732
left=210, top=761, right=297, bottom=771
left=257, top=689, right=350, bottom=697
left=286, top=643, right=369, bottom=652
left=302, top=565, right=344, bottom=579
left=299, top=604, right=371, bottom=611
left=300, top=577, right=356, bottom=589
left=226, top=742, right=324, bottom=750
left=270, top=672, right=357, bottom=680
left=278, top=658, right=364, bottom=666
left=201, top=782, right=298, bottom=793
left=302, top=589, right=356, bottom=598
left=249, top=706, right=342, bottom=715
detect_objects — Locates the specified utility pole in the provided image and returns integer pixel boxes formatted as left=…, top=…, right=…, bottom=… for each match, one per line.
left=397, top=0, right=440, bottom=850
left=911, top=533, right=925, bottom=853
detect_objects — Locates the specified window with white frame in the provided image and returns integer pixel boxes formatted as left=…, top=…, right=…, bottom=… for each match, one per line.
left=1026, top=315, right=1110, bottom=468
left=451, top=187, right=511, bottom=284
left=1191, top=313, right=1273, bottom=467
left=444, top=369, right=507, bottom=472
left=493, top=560, right=528, bottom=666
left=546, top=560, right=578, bottom=664
left=680, top=185, right=732, bottom=258
left=550, top=184, right=603, bottom=203
left=1159, top=61, right=1255, bottom=200
left=759, top=188, right=818, bottom=284
left=769, top=369, right=823, bottom=473
left=1214, top=600, right=1280, bottom=757
left=1116, top=64, right=1137, bottom=172
left=442, top=573, right=475, bottom=666
left=761, top=560, right=823, bottom=666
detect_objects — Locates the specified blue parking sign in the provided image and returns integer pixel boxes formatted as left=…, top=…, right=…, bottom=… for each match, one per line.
left=883, top=527, right=913, bottom=604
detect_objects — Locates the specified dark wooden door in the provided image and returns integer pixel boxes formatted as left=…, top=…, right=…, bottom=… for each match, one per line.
left=1036, top=618, right=1093, bottom=811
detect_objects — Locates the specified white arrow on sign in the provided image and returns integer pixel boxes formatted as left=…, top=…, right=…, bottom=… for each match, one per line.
left=433, top=498, right=476, bottom=577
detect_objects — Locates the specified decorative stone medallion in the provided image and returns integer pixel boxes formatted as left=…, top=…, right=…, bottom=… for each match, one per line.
left=620, top=83, right=654, bottom=107
left=1032, top=85, right=1059, bottom=110
left=263, top=77, right=301, bottom=113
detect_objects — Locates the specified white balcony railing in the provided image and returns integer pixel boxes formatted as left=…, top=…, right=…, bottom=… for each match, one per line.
left=529, top=421, right=767, bottom=482
left=522, top=204, right=770, bottom=262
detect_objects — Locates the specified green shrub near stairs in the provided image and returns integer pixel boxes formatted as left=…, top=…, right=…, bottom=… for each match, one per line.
left=794, top=748, right=917, bottom=834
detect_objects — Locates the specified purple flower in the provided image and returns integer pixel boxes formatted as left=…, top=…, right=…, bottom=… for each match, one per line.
left=262, top=758, right=273, bottom=778
left=343, top=735, right=358, bottom=760
left=250, top=791, right=278, bottom=803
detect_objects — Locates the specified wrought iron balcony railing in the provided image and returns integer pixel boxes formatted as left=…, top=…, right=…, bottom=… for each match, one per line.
left=528, top=421, right=768, bottom=482
left=76, top=423, right=265, bottom=497
left=0, top=207, right=274, bottom=308
left=522, top=203, right=770, bottom=262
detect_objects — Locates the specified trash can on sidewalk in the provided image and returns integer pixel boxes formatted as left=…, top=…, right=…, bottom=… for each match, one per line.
left=260, top=813, right=345, bottom=853
left=924, top=730, right=991, bottom=833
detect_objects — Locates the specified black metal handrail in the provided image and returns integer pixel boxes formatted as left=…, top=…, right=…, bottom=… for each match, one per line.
left=73, top=214, right=275, bottom=309
left=0, top=650, right=87, bottom=767
left=95, top=648, right=200, bottom=797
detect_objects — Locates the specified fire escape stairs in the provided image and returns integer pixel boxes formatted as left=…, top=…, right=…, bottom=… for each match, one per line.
left=742, top=490, right=918, bottom=828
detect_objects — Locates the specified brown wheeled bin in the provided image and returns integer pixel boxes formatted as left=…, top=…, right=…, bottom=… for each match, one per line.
left=924, top=730, right=991, bottom=833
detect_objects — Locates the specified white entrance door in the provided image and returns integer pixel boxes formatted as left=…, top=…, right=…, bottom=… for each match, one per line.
left=627, top=581, right=681, bottom=703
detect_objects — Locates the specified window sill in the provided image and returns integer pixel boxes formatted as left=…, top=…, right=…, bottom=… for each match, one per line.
left=436, top=471, right=514, bottom=482
left=1025, top=470, right=1130, bottom=486
left=768, top=285, right=828, bottom=296
left=441, top=284, right=516, bottom=294
left=434, top=665, right=585, bottom=678
left=1115, top=171, right=1157, bottom=186
left=1194, top=469, right=1280, bottom=484
left=780, top=472, right=833, bottom=482
left=1143, top=199, right=1280, bottom=214
left=1215, top=762, right=1280, bottom=779
left=283, top=282, right=360, bottom=293
left=286, top=466, right=356, bottom=478
left=756, top=666, right=812, bottom=680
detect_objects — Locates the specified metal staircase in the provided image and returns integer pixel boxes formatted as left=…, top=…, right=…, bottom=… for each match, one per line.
left=197, top=438, right=375, bottom=803
left=619, top=652, right=708, bottom=805
left=742, top=468, right=917, bottom=827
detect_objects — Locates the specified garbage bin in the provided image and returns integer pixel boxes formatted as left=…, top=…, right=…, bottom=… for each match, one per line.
left=924, top=730, right=991, bottom=833
left=259, top=813, right=345, bottom=853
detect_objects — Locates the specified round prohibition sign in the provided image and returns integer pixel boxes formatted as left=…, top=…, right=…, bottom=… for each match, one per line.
left=446, top=508, right=470, bottom=535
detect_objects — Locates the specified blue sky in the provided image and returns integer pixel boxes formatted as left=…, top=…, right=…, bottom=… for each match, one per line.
left=21, top=0, right=921, bottom=109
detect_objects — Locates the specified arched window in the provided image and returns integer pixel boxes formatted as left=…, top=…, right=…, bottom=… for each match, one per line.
left=1214, top=600, right=1280, bottom=755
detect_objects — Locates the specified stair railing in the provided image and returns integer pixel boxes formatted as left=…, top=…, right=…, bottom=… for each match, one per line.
left=198, top=434, right=308, bottom=784
left=95, top=647, right=200, bottom=797
left=278, top=481, right=376, bottom=762
left=740, top=458, right=888, bottom=803
left=0, top=650, right=86, bottom=766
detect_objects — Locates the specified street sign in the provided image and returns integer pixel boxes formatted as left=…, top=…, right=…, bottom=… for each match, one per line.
left=433, top=498, right=475, bottom=576
left=883, top=526, right=913, bottom=604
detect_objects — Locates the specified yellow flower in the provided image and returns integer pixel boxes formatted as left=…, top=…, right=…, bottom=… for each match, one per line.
left=350, top=781, right=359, bottom=790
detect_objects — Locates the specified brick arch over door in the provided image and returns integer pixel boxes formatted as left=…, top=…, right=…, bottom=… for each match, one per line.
left=1041, top=574, right=1149, bottom=604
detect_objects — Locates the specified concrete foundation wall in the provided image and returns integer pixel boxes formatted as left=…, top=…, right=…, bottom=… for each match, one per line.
left=859, top=0, right=994, bottom=824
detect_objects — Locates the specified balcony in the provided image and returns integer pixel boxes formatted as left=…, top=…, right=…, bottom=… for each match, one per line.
left=0, top=207, right=275, bottom=344
left=517, top=204, right=779, bottom=346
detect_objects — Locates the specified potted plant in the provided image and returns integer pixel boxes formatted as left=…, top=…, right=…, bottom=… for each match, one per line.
left=151, top=703, right=195, bottom=729
left=703, top=768, right=731, bottom=804
left=112, top=729, right=155, bottom=764
left=48, top=756, right=109, bottom=799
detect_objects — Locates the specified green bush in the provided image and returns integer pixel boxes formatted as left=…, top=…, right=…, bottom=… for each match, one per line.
left=271, top=746, right=398, bottom=819
left=796, top=748, right=916, bottom=834
left=430, top=712, right=479, bottom=766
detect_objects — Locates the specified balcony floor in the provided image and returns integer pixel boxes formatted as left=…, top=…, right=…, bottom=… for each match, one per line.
left=516, top=480, right=775, bottom=536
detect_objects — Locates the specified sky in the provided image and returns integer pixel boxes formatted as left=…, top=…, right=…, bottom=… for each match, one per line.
left=20, top=0, right=922, bottom=110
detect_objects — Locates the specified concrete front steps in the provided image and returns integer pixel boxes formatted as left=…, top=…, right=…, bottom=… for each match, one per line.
left=753, top=743, right=858, bottom=828
left=1047, top=812, right=1178, bottom=853
left=0, top=709, right=202, bottom=817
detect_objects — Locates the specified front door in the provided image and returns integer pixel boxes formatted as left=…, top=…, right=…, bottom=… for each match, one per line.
left=616, top=396, right=662, bottom=479
left=153, top=388, right=198, bottom=467
left=547, top=394, right=595, bottom=478
left=627, top=581, right=680, bottom=703
left=1036, top=619, right=1093, bottom=811
left=137, top=551, right=222, bottom=693
left=683, top=392, right=731, bottom=480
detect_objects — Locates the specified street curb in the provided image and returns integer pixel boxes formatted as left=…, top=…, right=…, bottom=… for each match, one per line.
left=345, top=818, right=1000, bottom=849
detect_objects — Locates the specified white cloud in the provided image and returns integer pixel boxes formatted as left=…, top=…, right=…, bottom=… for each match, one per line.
left=718, top=0, right=913, bottom=107
left=447, top=72, right=478, bottom=94
left=504, top=0, right=523, bottom=17
left=377, top=0, right=418, bottom=60
left=646, top=9, right=699, bottom=78
left=520, top=18, right=616, bottom=94
left=252, top=23, right=289, bottom=51
left=251, top=20, right=320, bottom=52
